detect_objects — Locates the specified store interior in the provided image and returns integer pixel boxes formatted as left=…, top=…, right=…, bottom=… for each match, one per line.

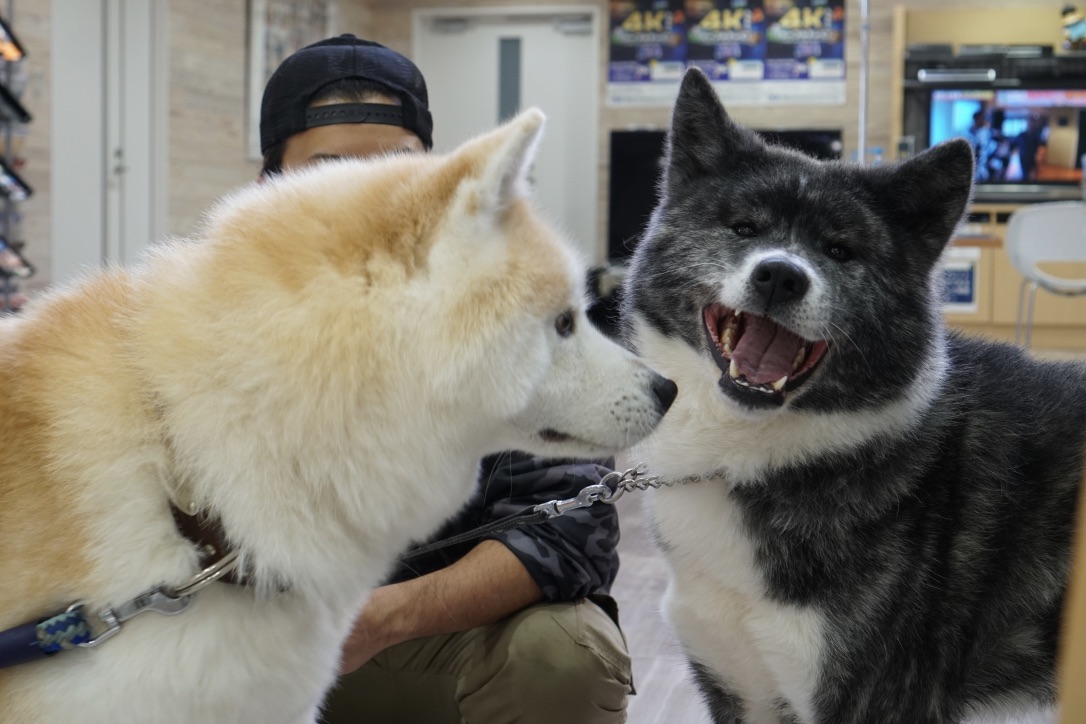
left=1, top=2, right=1084, bottom=722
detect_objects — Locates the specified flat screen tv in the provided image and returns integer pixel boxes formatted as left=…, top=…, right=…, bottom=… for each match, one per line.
left=927, top=87, right=1086, bottom=202
left=607, top=128, right=843, bottom=264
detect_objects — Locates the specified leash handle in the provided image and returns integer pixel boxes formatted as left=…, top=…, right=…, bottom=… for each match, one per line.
left=0, top=621, right=53, bottom=669
left=400, top=505, right=550, bottom=560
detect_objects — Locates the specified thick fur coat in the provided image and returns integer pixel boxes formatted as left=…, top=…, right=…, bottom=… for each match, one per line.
left=621, top=69, right=1086, bottom=723
left=0, top=110, right=675, bottom=723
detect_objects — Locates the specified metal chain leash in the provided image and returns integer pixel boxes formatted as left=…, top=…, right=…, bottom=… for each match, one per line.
left=604, top=463, right=714, bottom=501
left=534, top=463, right=718, bottom=518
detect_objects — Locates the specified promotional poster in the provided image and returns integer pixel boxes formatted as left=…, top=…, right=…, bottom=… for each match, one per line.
left=607, top=0, right=846, bottom=106
left=685, top=0, right=766, bottom=82
left=608, top=1, right=687, bottom=105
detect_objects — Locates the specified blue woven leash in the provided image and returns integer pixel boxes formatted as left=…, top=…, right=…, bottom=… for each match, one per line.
left=37, top=609, right=92, bottom=652
left=0, top=548, right=238, bottom=672
left=0, top=548, right=242, bottom=672
left=0, top=607, right=92, bottom=669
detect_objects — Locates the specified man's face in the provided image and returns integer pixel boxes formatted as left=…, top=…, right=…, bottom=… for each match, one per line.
left=280, top=98, right=425, bottom=171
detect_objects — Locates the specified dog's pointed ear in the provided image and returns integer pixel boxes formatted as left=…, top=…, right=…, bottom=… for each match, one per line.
left=876, top=139, right=975, bottom=260
left=449, top=107, right=545, bottom=216
left=663, top=68, right=758, bottom=194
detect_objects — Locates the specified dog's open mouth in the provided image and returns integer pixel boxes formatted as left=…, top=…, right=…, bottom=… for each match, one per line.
left=702, top=303, right=828, bottom=402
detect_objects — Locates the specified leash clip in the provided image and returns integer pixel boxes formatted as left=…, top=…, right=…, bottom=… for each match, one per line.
left=535, top=482, right=613, bottom=518
left=76, top=588, right=193, bottom=648
left=77, top=551, right=240, bottom=647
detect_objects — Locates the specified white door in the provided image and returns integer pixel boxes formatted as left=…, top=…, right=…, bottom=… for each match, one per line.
left=413, top=8, right=601, bottom=263
left=51, top=0, right=168, bottom=286
left=103, top=0, right=166, bottom=267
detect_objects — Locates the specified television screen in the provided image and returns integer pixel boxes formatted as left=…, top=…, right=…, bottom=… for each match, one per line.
left=929, top=88, right=1086, bottom=187
left=608, top=130, right=667, bottom=264
left=757, top=130, right=843, bottom=161
left=607, top=128, right=844, bottom=264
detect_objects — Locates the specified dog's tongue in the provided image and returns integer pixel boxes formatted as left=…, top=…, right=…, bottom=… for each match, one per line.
left=732, top=315, right=803, bottom=385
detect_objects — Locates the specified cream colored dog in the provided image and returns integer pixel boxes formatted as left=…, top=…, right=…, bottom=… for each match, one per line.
left=0, top=109, right=675, bottom=723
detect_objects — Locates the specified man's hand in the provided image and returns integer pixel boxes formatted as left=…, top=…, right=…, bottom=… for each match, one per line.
left=337, top=540, right=543, bottom=675
left=338, top=597, right=394, bottom=675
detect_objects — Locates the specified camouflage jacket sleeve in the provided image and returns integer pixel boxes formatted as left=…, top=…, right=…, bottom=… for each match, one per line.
left=383, top=451, right=620, bottom=602
left=478, top=452, right=620, bottom=602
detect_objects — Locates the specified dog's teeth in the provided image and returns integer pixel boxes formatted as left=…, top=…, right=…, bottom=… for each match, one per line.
left=729, top=359, right=740, bottom=379
left=792, top=347, right=806, bottom=372
left=771, top=376, right=788, bottom=391
left=722, top=331, right=734, bottom=355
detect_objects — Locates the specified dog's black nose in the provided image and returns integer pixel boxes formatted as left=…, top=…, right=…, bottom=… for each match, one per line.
left=751, top=258, right=809, bottom=309
left=651, top=375, right=678, bottom=414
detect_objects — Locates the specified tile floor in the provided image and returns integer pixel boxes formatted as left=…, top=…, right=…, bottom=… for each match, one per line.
left=611, top=490, right=713, bottom=724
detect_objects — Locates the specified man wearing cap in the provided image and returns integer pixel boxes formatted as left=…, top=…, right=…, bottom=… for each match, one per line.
left=258, top=35, right=633, bottom=724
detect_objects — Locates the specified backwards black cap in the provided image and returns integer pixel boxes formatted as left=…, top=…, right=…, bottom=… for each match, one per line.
left=259, top=34, right=433, bottom=155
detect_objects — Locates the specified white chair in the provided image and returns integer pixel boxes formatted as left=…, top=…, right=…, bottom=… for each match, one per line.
left=1003, top=201, right=1086, bottom=347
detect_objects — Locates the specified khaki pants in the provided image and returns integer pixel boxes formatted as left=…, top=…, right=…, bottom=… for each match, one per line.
left=319, top=598, right=632, bottom=724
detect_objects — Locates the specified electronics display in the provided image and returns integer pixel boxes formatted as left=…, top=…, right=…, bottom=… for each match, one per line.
left=901, top=49, right=1086, bottom=202
left=929, top=88, right=1085, bottom=189
left=607, top=128, right=844, bottom=264
left=608, top=130, right=666, bottom=264
left=757, top=129, right=844, bottom=161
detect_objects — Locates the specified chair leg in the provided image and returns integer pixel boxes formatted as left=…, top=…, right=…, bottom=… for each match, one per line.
left=1024, top=282, right=1038, bottom=349
left=1016, top=280, right=1028, bottom=346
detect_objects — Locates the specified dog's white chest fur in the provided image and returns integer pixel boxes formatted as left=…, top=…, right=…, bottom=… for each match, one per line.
left=649, top=480, right=826, bottom=724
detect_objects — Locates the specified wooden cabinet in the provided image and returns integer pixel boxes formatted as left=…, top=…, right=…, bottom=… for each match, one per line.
left=942, top=244, right=995, bottom=326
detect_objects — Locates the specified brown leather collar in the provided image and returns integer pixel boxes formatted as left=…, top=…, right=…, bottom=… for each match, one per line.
left=170, top=504, right=246, bottom=586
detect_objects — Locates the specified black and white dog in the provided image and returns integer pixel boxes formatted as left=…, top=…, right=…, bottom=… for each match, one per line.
left=621, top=68, right=1086, bottom=724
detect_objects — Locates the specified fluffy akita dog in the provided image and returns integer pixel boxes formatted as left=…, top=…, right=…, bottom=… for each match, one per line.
left=622, top=69, right=1086, bottom=723
left=0, top=109, right=676, bottom=724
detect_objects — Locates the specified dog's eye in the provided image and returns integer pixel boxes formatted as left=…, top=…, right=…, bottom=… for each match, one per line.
left=732, top=223, right=758, bottom=238
left=825, top=244, right=853, bottom=262
left=554, top=310, right=575, bottom=338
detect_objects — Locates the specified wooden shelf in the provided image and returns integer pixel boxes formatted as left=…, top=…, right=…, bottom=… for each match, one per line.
left=952, top=234, right=1002, bottom=249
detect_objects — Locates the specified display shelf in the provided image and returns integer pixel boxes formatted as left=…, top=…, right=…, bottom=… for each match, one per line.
left=0, top=80, right=29, bottom=123
left=0, top=14, right=24, bottom=63
left=0, top=2, right=31, bottom=313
